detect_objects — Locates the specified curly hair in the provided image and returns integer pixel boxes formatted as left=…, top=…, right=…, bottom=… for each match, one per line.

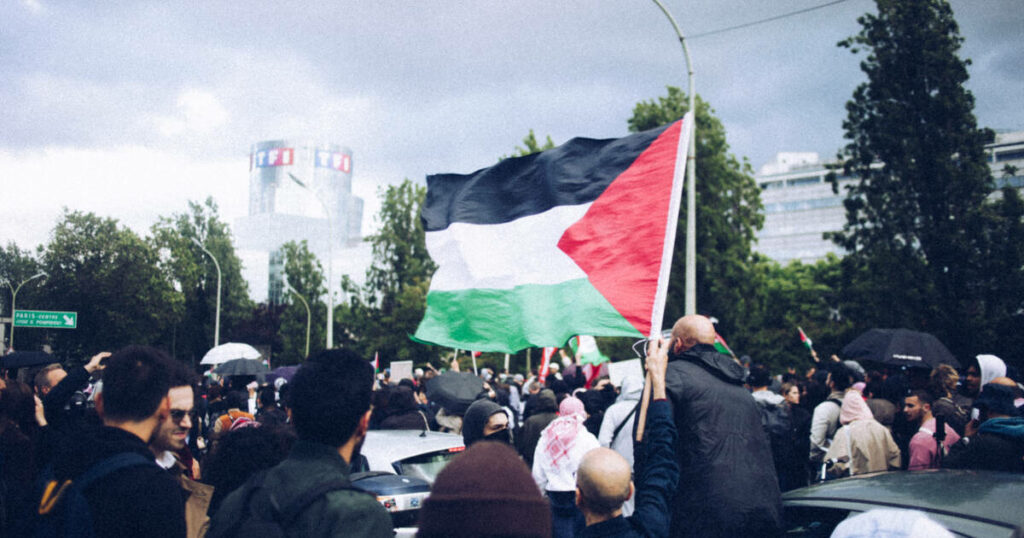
left=202, top=423, right=296, bottom=514
left=928, top=364, right=959, bottom=398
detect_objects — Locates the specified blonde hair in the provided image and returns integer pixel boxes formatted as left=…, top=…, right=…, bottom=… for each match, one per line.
left=929, top=364, right=958, bottom=396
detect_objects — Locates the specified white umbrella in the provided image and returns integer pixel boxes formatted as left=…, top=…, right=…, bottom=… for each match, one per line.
left=200, top=342, right=261, bottom=365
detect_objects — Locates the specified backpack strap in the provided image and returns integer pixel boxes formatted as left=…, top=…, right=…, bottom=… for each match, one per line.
left=39, top=452, right=155, bottom=515
left=75, top=453, right=156, bottom=492
left=224, top=471, right=364, bottom=535
left=612, top=405, right=638, bottom=443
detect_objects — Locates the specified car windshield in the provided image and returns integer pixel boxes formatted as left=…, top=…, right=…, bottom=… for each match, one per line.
left=394, top=449, right=459, bottom=484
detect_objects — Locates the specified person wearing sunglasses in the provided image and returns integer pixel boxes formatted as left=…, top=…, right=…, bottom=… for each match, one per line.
left=150, top=365, right=214, bottom=538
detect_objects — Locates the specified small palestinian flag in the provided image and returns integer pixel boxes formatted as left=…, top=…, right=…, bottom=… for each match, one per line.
left=414, top=114, right=694, bottom=353
left=372, top=351, right=379, bottom=373
left=569, top=335, right=609, bottom=366
left=539, top=346, right=557, bottom=383
left=714, top=333, right=735, bottom=357
left=798, top=326, right=813, bottom=350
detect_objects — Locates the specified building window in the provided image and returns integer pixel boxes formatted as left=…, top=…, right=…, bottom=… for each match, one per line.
left=995, top=148, right=1024, bottom=162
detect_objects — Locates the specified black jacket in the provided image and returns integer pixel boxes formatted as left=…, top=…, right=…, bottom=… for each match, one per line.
left=580, top=399, right=679, bottom=538
left=664, top=344, right=782, bottom=537
left=50, top=425, right=186, bottom=538
left=944, top=417, right=1024, bottom=473
left=378, top=409, right=430, bottom=431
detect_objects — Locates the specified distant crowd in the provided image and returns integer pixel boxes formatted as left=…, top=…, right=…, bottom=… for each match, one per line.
left=0, top=314, right=1022, bottom=537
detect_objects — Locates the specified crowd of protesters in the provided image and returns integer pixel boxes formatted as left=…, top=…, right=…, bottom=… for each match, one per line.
left=0, top=314, right=1022, bottom=537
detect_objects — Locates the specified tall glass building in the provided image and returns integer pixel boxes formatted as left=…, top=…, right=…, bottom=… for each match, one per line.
left=234, top=140, right=367, bottom=303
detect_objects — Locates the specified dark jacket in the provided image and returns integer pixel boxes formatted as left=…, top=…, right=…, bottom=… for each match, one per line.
left=207, top=439, right=392, bottom=538
left=379, top=409, right=429, bottom=430
left=664, top=344, right=782, bottom=537
left=517, top=389, right=558, bottom=466
left=51, top=425, right=186, bottom=538
left=943, top=417, right=1024, bottom=473
left=42, top=366, right=102, bottom=445
left=580, top=399, right=678, bottom=538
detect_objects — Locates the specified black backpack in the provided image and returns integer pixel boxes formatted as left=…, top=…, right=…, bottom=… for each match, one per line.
left=759, top=400, right=796, bottom=471
left=34, top=452, right=157, bottom=538
left=209, top=470, right=363, bottom=538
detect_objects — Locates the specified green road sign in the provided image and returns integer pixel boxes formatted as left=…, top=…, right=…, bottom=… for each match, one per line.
left=13, top=310, right=78, bottom=329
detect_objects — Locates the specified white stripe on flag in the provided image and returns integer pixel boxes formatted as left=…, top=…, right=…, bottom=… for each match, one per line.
left=426, top=203, right=591, bottom=291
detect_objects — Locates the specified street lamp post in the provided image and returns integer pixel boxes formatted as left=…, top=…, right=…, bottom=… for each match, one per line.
left=652, top=0, right=698, bottom=316
left=289, top=173, right=334, bottom=349
left=283, top=279, right=311, bottom=358
left=4, top=272, right=46, bottom=351
left=192, top=237, right=222, bottom=347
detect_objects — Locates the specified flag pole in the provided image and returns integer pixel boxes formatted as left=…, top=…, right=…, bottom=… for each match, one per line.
left=651, top=0, right=697, bottom=316
left=636, top=108, right=693, bottom=443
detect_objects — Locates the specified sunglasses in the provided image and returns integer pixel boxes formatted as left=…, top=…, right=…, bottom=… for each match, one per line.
left=169, top=409, right=196, bottom=423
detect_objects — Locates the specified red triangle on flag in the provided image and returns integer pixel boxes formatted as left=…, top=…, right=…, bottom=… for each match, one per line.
left=557, top=120, right=683, bottom=336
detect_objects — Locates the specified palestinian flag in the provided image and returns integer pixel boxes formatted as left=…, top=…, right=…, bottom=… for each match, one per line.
left=798, top=326, right=813, bottom=350
left=539, top=346, right=557, bottom=383
left=414, top=114, right=694, bottom=353
left=714, top=333, right=735, bottom=357
left=569, top=335, right=609, bottom=366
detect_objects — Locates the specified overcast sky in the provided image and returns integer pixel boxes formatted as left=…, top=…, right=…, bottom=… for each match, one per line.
left=2, top=0, right=1021, bottom=253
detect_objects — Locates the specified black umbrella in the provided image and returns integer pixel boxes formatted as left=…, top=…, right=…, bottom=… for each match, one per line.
left=1, top=351, right=59, bottom=369
left=214, top=358, right=270, bottom=376
left=841, top=328, right=959, bottom=369
left=425, top=371, right=486, bottom=415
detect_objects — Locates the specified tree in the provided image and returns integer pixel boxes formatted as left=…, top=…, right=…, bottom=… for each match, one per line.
left=629, top=87, right=765, bottom=345
left=0, top=242, right=46, bottom=352
left=744, top=255, right=857, bottom=372
left=336, top=180, right=440, bottom=366
left=514, top=129, right=556, bottom=157
left=499, top=130, right=557, bottom=161
left=150, top=198, right=253, bottom=364
left=279, top=240, right=327, bottom=364
left=39, top=210, right=182, bottom=360
left=829, top=0, right=1023, bottom=365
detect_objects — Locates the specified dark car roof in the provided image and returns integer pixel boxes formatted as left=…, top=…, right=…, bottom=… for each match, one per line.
left=783, top=470, right=1024, bottom=529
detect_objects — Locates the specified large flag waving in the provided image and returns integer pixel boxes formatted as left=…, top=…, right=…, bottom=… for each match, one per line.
left=414, top=114, right=694, bottom=353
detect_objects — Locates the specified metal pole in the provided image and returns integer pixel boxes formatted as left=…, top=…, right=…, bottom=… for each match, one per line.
left=4, top=272, right=46, bottom=352
left=652, top=0, right=697, bottom=315
left=289, top=173, right=334, bottom=349
left=283, top=280, right=311, bottom=358
left=192, top=238, right=222, bottom=347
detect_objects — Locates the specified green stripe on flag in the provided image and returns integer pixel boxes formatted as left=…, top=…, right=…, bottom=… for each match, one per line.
left=414, top=278, right=641, bottom=353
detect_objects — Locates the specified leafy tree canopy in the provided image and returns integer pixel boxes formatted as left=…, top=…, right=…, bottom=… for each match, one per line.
left=150, top=197, right=252, bottom=364
left=628, top=87, right=764, bottom=346
left=39, top=210, right=181, bottom=360
left=829, top=0, right=1023, bottom=365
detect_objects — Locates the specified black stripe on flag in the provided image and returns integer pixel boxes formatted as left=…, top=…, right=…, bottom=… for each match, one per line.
left=421, top=123, right=672, bottom=232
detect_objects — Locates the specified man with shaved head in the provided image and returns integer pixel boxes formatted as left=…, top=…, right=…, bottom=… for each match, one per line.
left=663, top=315, right=782, bottom=537
left=576, top=338, right=678, bottom=537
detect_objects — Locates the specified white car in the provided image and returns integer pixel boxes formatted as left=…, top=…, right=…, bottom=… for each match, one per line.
left=351, top=430, right=465, bottom=536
